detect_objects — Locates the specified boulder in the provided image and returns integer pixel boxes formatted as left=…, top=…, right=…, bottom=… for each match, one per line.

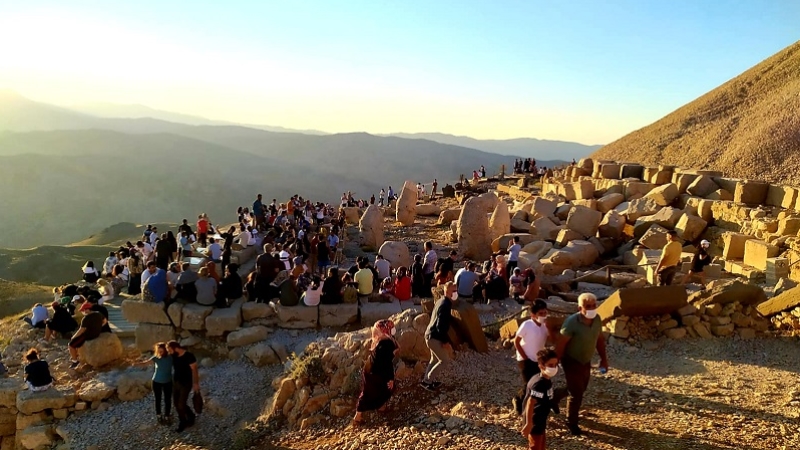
left=639, top=224, right=670, bottom=250
left=120, top=300, right=170, bottom=325
left=530, top=217, right=560, bottom=240
left=242, top=302, right=274, bottom=321
left=318, top=303, right=359, bottom=327
left=205, top=299, right=244, bottom=336
left=437, top=208, right=461, bottom=225
left=473, top=192, right=501, bottom=214
left=675, top=213, right=707, bottom=242
left=597, top=193, right=625, bottom=213
left=491, top=233, right=538, bottom=253
left=359, top=205, right=384, bottom=250
left=246, top=343, right=281, bottom=367
left=273, top=303, right=319, bottom=329
left=377, top=241, right=411, bottom=269
left=19, top=424, right=55, bottom=450
left=529, top=197, right=558, bottom=218
left=397, top=329, right=430, bottom=361
left=227, top=326, right=270, bottom=347
left=521, top=241, right=553, bottom=259
left=619, top=197, right=662, bottom=222
left=116, top=370, right=152, bottom=402
left=690, top=280, right=767, bottom=307
left=395, top=181, right=418, bottom=226
left=644, top=183, right=679, bottom=206
left=566, top=206, right=603, bottom=238
left=78, top=333, right=123, bottom=367
left=488, top=201, right=511, bottom=240
left=181, top=304, right=214, bottom=330
left=134, top=323, right=175, bottom=353
left=757, top=286, right=800, bottom=316
left=686, top=176, right=719, bottom=198
left=743, top=239, right=779, bottom=271
left=17, top=387, right=76, bottom=415
left=510, top=218, right=532, bottom=233
left=598, top=210, right=626, bottom=239
left=167, top=303, right=183, bottom=327
left=415, top=203, right=441, bottom=216
left=342, top=207, right=362, bottom=225
left=457, top=196, right=492, bottom=261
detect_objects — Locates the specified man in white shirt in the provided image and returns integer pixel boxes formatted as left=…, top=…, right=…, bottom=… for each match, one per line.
left=103, top=252, right=118, bottom=277
left=422, top=241, right=437, bottom=297
left=138, top=241, right=153, bottom=262
left=26, top=303, right=49, bottom=329
left=507, top=236, right=522, bottom=274
left=149, top=227, right=159, bottom=246
left=205, top=238, right=222, bottom=263
left=374, top=254, right=391, bottom=280
left=512, top=299, right=550, bottom=415
left=237, top=228, right=252, bottom=247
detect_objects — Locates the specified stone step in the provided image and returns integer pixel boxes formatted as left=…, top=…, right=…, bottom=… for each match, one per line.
left=105, top=301, right=136, bottom=338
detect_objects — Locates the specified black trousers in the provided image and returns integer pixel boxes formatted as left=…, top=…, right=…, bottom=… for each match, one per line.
left=514, top=359, right=540, bottom=414
left=153, top=381, right=173, bottom=416
left=173, top=381, right=195, bottom=424
left=556, top=356, right=592, bottom=428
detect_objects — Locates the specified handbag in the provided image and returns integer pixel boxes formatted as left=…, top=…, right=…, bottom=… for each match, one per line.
left=192, top=391, right=204, bottom=415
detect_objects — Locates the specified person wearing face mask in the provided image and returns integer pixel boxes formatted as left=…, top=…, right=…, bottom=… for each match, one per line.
left=554, top=293, right=608, bottom=436
left=521, top=349, right=560, bottom=450
left=512, top=300, right=550, bottom=415
left=421, top=281, right=457, bottom=391
left=353, top=319, right=399, bottom=425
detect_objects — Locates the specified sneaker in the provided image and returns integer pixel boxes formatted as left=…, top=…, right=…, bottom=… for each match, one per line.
left=569, top=425, right=582, bottom=436
left=69, top=360, right=80, bottom=369
left=431, top=381, right=443, bottom=389
left=420, top=381, right=436, bottom=391
left=176, top=422, right=187, bottom=433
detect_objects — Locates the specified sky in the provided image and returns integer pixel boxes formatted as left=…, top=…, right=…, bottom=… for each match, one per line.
left=0, top=1, right=797, bottom=144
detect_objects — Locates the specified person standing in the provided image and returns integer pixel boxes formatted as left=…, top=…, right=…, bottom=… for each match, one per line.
left=555, top=293, right=608, bottom=436
left=411, top=254, right=426, bottom=298
left=196, top=214, right=209, bottom=248
left=253, top=194, right=265, bottom=231
left=685, top=239, right=712, bottom=287
left=507, top=236, right=522, bottom=273
left=512, top=300, right=549, bottom=415
left=431, top=179, right=438, bottom=197
left=155, top=233, right=172, bottom=270
left=148, top=342, right=173, bottom=425
left=422, top=241, right=437, bottom=298
left=421, top=282, right=456, bottom=391
left=168, top=341, right=199, bottom=432
left=655, top=230, right=682, bottom=286
left=521, top=349, right=560, bottom=450
left=379, top=189, right=385, bottom=207
left=353, top=320, right=399, bottom=425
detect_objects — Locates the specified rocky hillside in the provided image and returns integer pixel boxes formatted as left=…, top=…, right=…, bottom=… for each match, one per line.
left=593, top=40, right=800, bottom=185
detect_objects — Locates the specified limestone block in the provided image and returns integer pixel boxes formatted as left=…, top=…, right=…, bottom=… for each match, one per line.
left=488, top=201, right=511, bottom=240
left=757, top=286, right=800, bottom=316
left=17, top=387, right=76, bottom=415
left=530, top=217, right=561, bottom=240
left=743, top=240, right=779, bottom=271
left=0, top=411, right=14, bottom=437
left=510, top=218, right=532, bottom=233
left=777, top=218, right=800, bottom=236
left=624, top=181, right=654, bottom=200
left=227, top=325, right=270, bottom=347
left=15, top=412, right=48, bottom=431
left=644, top=183, right=679, bottom=206
left=116, top=370, right=152, bottom=402
left=675, top=213, right=707, bottom=242
left=273, top=302, right=319, bottom=329
left=597, top=193, right=625, bottom=214
left=360, top=301, right=403, bottom=326
left=530, top=197, right=558, bottom=218
left=734, top=181, right=769, bottom=205
left=205, top=299, right=244, bottom=336
left=600, top=163, right=620, bottom=179
left=562, top=240, right=600, bottom=267
left=415, top=203, right=441, bottom=216
left=706, top=189, right=733, bottom=201
left=520, top=241, right=554, bottom=259
left=639, top=224, right=670, bottom=250
left=635, top=207, right=683, bottom=233
left=437, top=208, right=461, bottom=225
left=242, top=302, right=274, bottom=321
left=511, top=210, right=529, bottom=222
left=0, top=380, right=19, bottom=409
left=341, top=207, right=362, bottom=225
left=555, top=229, right=584, bottom=247
left=396, top=181, right=418, bottom=226
left=618, top=197, right=661, bottom=222
left=686, top=175, right=719, bottom=198
left=457, top=196, right=492, bottom=261
left=19, top=424, right=55, bottom=450
left=378, top=241, right=411, bottom=269
left=121, top=300, right=170, bottom=325
left=134, top=323, right=175, bottom=352
left=167, top=303, right=183, bottom=327
left=560, top=180, right=594, bottom=200
left=674, top=173, right=699, bottom=194
left=722, top=233, right=754, bottom=260
left=598, top=210, right=625, bottom=239
left=597, top=285, right=687, bottom=321
left=766, top=185, right=798, bottom=208
left=318, top=303, right=359, bottom=327
left=77, top=379, right=116, bottom=403
left=564, top=205, right=603, bottom=239
left=491, top=233, right=538, bottom=253
left=246, top=343, right=280, bottom=367
left=619, top=164, right=643, bottom=179
left=650, top=170, right=673, bottom=185
left=696, top=199, right=715, bottom=222
left=181, top=304, right=214, bottom=330
left=359, top=204, right=384, bottom=250
left=78, top=333, right=123, bottom=367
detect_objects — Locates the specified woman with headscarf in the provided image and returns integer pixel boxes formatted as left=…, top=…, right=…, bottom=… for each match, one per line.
left=686, top=239, right=712, bottom=287
left=206, top=261, right=221, bottom=284
left=353, top=319, right=399, bottom=425
left=485, top=254, right=509, bottom=301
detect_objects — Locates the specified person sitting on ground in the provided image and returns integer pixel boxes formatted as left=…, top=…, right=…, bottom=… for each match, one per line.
left=320, top=268, right=343, bottom=304
left=204, top=238, right=222, bottom=264
left=217, top=263, right=243, bottom=307
left=354, top=259, right=374, bottom=303
left=379, top=277, right=396, bottom=302
left=237, top=225, right=252, bottom=247
left=102, top=252, right=118, bottom=277
left=68, top=306, right=110, bottom=368
left=244, top=272, right=258, bottom=302
left=374, top=254, right=391, bottom=280
left=24, top=349, right=53, bottom=392
left=686, top=239, right=712, bottom=287
left=521, top=349, right=560, bottom=450
left=195, top=267, right=217, bottom=307
left=393, top=266, right=412, bottom=302
left=82, top=261, right=100, bottom=284
left=110, top=264, right=127, bottom=294
left=485, top=255, right=509, bottom=301
left=455, top=262, right=481, bottom=302
left=510, top=267, right=525, bottom=303
left=24, top=303, right=48, bottom=329
left=44, top=301, right=78, bottom=341
left=179, top=231, right=193, bottom=261
left=353, top=319, right=399, bottom=425
left=275, top=270, right=299, bottom=306
left=142, top=261, right=169, bottom=304
left=166, top=262, right=182, bottom=300
left=127, top=252, right=145, bottom=295
left=175, top=263, right=198, bottom=302
left=96, top=278, right=114, bottom=305
left=301, top=276, right=323, bottom=306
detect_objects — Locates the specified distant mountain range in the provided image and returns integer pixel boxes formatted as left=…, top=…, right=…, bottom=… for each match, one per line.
left=0, top=91, right=595, bottom=248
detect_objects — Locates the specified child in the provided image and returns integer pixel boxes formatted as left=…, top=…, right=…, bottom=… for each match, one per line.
left=521, top=349, right=559, bottom=449
left=24, top=349, right=53, bottom=392
left=509, top=267, right=525, bottom=303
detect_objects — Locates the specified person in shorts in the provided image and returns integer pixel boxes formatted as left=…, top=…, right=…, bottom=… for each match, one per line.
left=521, top=349, right=560, bottom=450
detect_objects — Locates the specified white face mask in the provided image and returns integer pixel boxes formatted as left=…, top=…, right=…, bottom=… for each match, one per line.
left=583, top=309, right=598, bottom=319
left=534, top=314, right=547, bottom=323
left=543, top=366, right=558, bottom=377
left=450, top=292, right=459, bottom=301
left=390, top=327, right=396, bottom=336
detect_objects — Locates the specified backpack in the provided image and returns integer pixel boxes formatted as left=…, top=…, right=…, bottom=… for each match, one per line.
left=343, top=285, right=358, bottom=304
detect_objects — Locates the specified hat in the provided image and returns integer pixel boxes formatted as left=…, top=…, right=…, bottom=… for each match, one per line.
left=72, top=295, right=82, bottom=302
left=279, top=250, right=290, bottom=261
left=700, top=240, right=711, bottom=248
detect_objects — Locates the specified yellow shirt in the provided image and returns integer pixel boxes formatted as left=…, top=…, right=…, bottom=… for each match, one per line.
left=354, top=268, right=374, bottom=295
left=660, top=241, right=682, bottom=268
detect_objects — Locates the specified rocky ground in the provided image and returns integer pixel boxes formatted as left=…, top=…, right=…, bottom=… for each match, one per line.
left=267, top=337, right=800, bottom=450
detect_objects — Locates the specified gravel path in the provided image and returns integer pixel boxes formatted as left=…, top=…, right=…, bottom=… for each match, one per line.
left=60, top=361, right=283, bottom=450
left=271, top=337, right=800, bottom=450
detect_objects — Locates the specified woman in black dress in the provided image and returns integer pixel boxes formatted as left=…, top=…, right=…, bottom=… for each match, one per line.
left=411, top=254, right=426, bottom=298
left=353, top=319, right=399, bottom=425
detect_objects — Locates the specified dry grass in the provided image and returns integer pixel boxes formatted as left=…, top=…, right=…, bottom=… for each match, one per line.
left=0, top=278, right=53, bottom=319
left=593, top=40, right=800, bottom=185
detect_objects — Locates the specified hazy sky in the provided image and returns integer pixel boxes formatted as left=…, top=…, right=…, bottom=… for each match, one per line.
left=0, top=1, right=797, bottom=144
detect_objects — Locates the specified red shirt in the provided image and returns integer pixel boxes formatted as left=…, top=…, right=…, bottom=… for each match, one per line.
left=394, top=276, right=412, bottom=301
left=197, top=219, right=209, bottom=234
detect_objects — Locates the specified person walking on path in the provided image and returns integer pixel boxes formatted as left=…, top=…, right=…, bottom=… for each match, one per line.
left=353, top=319, right=399, bottom=425
left=512, top=300, right=549, bottom=415
left=521, top=349, right=560, bottom=450
left=421, top=281, right=456, bottom=391
left=167, top=341, right=199, bottom=433
left=554, top=293, right=608, bottom=436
